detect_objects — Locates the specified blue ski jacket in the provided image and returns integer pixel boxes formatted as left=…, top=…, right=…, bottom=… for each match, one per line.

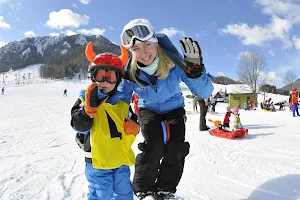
left=119, top=66, right=213, bottom=114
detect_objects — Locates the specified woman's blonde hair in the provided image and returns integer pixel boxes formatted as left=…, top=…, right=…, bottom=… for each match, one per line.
left=129, top=46, right=175, bottom=86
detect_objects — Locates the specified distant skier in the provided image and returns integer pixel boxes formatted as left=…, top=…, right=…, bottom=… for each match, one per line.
left=192, top=95, right=199, bottom=113
left=210, top=95, right=216, bottom=112
left=198, top=98, right=210, bottom=131
left=291, top=88, right=299, bottom=117
left=63, top=89, right=67, bottom=97
left=1, top=87, right=4, bottom=95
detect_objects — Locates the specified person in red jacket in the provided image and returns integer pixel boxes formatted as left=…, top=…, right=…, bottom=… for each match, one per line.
left=131, top=93, right=139, bottom=114
left=223, top=106, right=231, bottom=128
left=292, top=88, right=299, bottom=117
left=249, top=98, right=254, bottom=110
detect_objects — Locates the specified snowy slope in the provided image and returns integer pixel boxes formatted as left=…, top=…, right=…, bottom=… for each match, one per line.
left=0, top=80, right=299, bottom=200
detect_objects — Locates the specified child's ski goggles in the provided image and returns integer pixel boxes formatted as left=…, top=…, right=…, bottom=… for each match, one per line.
left=92, top=69, right=119, bottom=84
left=121, top=24, right=155, bottom=49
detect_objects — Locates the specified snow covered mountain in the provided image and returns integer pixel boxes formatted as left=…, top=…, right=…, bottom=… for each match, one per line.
left=0, top=34, right=120, bottom=73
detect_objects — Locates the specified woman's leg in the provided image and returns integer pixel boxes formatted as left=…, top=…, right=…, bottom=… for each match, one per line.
left=85, top=163, right=113, bottom=200
left=133, top=108, right=165, bottom=193
left=155, top=107, right=190, bottom=193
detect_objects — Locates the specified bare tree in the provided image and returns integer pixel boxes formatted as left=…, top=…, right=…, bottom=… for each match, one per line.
left=282, top=70, right=297, bottom=92
left=237, top=52, right=272, bottom=106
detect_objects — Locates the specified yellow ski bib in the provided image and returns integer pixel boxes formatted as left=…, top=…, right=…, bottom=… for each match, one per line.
left=90, top=100, right=136, bottom=169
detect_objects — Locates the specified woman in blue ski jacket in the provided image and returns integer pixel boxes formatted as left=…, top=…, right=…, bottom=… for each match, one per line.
left=119, top=18, right=213, bottom=200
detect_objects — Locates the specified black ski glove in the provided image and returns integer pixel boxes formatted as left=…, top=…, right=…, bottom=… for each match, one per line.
left=174, top=37, right=205, bottom=78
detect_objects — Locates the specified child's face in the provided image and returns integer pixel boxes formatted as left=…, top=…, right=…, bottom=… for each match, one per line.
left=93, top=69, right=117, bottom=94
left=233, top=112, right=239, bottom=115
left=96, top=81, right=116, bottom=94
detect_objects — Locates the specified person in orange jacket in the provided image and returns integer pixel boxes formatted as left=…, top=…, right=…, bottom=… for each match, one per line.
left=291, top=88, right=299, bottom=117
left=249, top=98, right=254, bottom=110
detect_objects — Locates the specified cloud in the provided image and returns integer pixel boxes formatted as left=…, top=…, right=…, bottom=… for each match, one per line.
left=292, top=35, right=300, bottom=50
left=15, top=2, right=22, bottom=10
left=7, top=2, right=22, bottom=10
left=0, top=16, right=11, bottom=29
left=267, top=71, right=282, bottom=84
left=63, top=30, right=78, bottom=36
left=0, top=41, right=7, bottom=47
left=254, top=0, right=300, bottom=24
left=219, top=0, right=300, bottom=48
left=108, top=26, right=113, bottom=31
left=268, top=49, right=275, bottom=56
left=49, top=32, right=59, bottom=37
left=0, top=0, right=8, bottom=4
left=77, top=28, right=105, bottom=36
left=202, top=30, right=209, bottom=36
left=46, top=9, right=89, bottom=30
left=24, top=31, right=37, bottom=37
left=158, top=27, right=185, bottom=38
left=72, top=4, right=78, bottom=8
left=195, top=31, right=208, bottom=37
left=79, top=0, right=92, bottom=4
left=219, top=15, right=292, bottom=47
left=217, top=72, right=225, bottom=76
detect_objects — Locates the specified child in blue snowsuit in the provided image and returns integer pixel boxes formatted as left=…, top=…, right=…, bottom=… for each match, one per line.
left=71, top=44, right=140, bottom=200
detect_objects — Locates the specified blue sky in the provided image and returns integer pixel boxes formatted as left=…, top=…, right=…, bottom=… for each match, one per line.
left=1, top=0, right=300, bottom=87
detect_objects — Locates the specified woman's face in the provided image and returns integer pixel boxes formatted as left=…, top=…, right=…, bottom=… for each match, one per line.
left=131, top=41, right=158, bottom=66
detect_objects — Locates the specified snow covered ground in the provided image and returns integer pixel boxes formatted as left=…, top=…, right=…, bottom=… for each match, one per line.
left=0, top=76, right=299, bottom=199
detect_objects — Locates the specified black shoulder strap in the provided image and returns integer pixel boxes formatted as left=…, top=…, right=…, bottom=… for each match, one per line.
left=156, top=33, right=180, bottom=63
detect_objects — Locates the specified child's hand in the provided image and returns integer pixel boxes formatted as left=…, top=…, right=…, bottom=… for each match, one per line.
left=85, top=83, right=108, bottom=118
left=123, top=118, right=140, bottom=136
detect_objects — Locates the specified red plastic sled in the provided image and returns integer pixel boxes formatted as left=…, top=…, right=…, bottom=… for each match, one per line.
left=209, top=128, right=248, bottom=139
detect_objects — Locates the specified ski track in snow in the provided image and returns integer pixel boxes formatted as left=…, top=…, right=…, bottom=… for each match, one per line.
left=0, top=80, right=300, bottom=200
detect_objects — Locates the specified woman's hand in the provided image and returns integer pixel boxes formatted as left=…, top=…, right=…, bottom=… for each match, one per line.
left=174, top=37, right=205, bottom=78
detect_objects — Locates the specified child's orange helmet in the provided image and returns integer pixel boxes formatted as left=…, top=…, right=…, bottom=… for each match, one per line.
left=85, top=42, right=128, bottom=74
left=85, top=42, right=129, bottom=82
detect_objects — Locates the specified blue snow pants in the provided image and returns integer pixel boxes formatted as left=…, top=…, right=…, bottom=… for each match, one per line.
left=85, top=163, right=133, bottom=200
left=293, top=103, right=299, bottom=117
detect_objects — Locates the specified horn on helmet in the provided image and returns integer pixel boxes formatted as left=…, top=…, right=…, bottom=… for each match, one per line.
left=119, top=45, right=129, bottom=66
left=85, top=41, right=96, bottom=63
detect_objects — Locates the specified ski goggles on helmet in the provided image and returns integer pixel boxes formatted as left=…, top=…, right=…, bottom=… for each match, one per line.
left=92, top=69, right=119, bottom=84
left=121, top=24, right=155, bottom=49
